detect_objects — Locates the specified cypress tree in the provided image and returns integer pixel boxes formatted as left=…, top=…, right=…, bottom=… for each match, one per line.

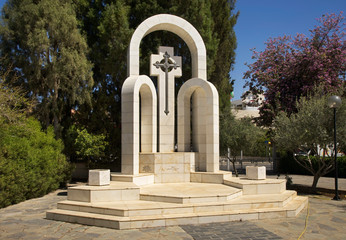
left=210, top=0, right=238, bottom=111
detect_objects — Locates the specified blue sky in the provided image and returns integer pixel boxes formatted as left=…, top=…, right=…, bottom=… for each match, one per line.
left=0, top=0, right=344, bottom=100
left=232, top=0, right=345, bottom=99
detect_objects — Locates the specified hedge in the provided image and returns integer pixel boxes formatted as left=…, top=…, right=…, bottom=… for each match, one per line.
left=278, top=151, right=346, bottom=178
left=0, top=118, right=71, bottom=208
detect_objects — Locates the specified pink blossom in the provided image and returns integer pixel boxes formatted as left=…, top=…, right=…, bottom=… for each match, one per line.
left=244, top=12, right=345, bottom=126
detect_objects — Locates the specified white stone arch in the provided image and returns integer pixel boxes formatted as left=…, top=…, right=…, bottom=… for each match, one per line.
left=128, top=14, right=207, bottom=80
left=177, top=78, right=219, bottom=172
left=121, top=75, right=157, bottom=175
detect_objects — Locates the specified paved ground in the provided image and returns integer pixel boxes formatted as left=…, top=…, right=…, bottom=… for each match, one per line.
left=1, top=177, right=346, bottom=240
left=270, top=174, right=346, bottom=191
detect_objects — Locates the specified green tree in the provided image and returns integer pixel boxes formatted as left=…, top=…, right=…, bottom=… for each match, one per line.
left=220, top=109, right=264, bottom=176
left=273, top=86, right=346, bottom=191
left=65, top=125, right=108, bottom=163
left=0, top=0, right=93, bottom=137
left=210, top=0, right=238, bottom=111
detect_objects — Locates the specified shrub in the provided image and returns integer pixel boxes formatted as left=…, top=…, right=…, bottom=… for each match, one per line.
left=0, top=118, right=71, bottom=208
left=278, top=152, right=346, bottom=178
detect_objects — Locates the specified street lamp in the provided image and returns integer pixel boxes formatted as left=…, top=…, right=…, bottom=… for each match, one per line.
left=328, top=95, right=342, bottom=200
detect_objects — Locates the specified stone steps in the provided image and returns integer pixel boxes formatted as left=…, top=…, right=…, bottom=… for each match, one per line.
left=139, top=182, right=242, bottom=204
left=224, top=177, right=286, bottom=195
left=46, top=195, right=307, bottom=230
left=111, top=173, right=154, bottom=186
left=67, top=182, right=140, bottom=202
left=46, top=178, right=308, bottom=230
left=56, top=190, right=297, bottom=218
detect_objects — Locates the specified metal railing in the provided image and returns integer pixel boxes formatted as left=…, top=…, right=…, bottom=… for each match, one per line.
left=219, top=156, right=273, bottom=172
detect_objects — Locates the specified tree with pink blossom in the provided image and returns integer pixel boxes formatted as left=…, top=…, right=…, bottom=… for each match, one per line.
left=244, top=13, right=345, bottom=126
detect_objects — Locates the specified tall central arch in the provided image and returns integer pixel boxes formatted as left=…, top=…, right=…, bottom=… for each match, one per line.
left=127, top=14, right=207, bottom=80
left=122, top=14, right=219, bottom=175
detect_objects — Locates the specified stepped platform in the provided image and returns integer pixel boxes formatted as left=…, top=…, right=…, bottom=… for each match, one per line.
left=46, top=177, right=308, bottom=229
left=67, top=182, right=140, bottom=202
left=224, top=177, right=286, bottom=195
left=140, top=182, right=242, bottom=203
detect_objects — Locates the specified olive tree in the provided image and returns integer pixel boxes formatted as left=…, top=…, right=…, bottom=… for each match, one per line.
left=273, top=87, right=346, bottom=191
left=220, top=109, right=265, bottom=176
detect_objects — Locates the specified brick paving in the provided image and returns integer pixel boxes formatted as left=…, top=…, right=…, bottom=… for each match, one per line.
left=1, top=179, right=346, bottom=240
left=181, top=221, right=283, bottom=240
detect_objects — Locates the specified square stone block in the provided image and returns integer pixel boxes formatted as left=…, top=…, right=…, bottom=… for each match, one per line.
left=246, top=166, right=266, bottom=180
left=88, top=169, right=110, bottom=186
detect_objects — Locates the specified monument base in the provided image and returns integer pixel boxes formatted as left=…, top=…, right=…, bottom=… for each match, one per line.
left=139, top=152, right=195, bottom=183
left=47, top=172, right=308, bottom=229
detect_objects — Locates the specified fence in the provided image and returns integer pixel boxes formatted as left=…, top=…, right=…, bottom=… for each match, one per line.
left=219, top=156, right=274, bottom=173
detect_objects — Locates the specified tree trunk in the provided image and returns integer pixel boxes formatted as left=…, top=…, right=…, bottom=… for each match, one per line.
left=53, top=79, right=60, bottom=138
left=232, top=156, right=238, bottom=177
left=311, top=174, right=320, bottom=192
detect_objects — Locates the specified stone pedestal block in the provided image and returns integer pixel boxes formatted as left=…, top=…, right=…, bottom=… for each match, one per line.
left=88, top=169, right=110, bottom=186
left=246, top=166, right=266, bottom=180
left=139, top=152, right=195, bottom=183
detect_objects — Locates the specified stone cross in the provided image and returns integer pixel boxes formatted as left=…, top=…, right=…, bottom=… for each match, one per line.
left=150, top=46, right=182, bottom=152
left=153, top=51, right=180, bottom=115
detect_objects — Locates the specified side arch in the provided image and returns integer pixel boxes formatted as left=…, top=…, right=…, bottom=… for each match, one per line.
left=128, top=14, right=207, bottom=80
left=121, top=75, right=157, bottom=175
left=177, top=78, right=219, bottom=172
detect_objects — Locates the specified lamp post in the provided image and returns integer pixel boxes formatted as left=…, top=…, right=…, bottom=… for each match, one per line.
left=327, top=95, right=342, bottom=201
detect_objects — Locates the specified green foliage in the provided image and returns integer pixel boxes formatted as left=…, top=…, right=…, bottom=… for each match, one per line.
left=0, top=70, right=70, bottom=208
left=220, top=109, right=265, bottom=156
left=0, top=118, right=70, bottom=208
left=210, top=0, right=238, bottom=111
left=220, top=108, right=265, bottom=175
left=273, top=86, right=346, bottom=189
left=335, top=156, right=346, bottom=178
left=0, top=71, right=34, bottom=125
left=66, top=125, right=108, bottom=162
left=246, top=133, right=270, bottom=157
left=279, top=153, right=346, bottom=178
left=0, top=0, right=93, bottom=137
left=274, top=88, right=346, bottom=158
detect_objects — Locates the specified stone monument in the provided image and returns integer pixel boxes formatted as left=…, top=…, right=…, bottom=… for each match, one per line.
left=47, top=14, right=308, bottom=229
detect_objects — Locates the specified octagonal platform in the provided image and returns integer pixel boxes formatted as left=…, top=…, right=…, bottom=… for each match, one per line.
left=46, top=172, right=308, bottom=229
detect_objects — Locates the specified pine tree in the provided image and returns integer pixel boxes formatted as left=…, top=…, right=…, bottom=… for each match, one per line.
left=0, top=0, right=93, bottom=137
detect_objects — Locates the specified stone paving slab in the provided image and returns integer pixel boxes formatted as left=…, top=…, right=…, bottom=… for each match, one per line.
left=181, top=221, right=283, bottom=240
left=1, top=189, right=346, bottom=240
left=255, top=194, right=346, bottom=240
left=267, top=174, right=346, bottom=191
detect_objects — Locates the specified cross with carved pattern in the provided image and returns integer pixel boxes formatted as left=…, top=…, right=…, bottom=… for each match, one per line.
left=153, top=51, right=179, bottom=114
left=150, top=47, right=181, bottom=115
